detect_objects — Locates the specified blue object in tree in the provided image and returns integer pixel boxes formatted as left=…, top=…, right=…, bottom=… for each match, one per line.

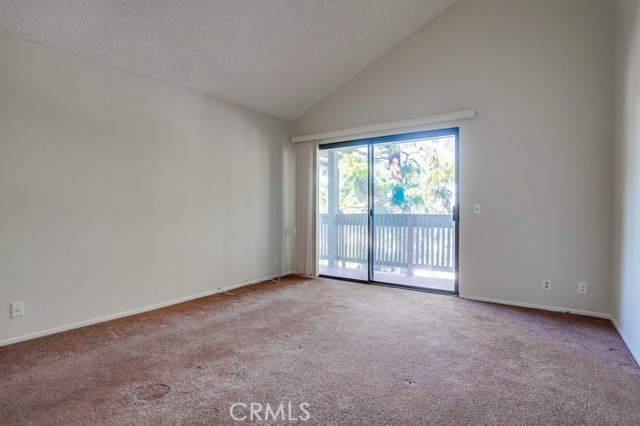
left=391, top=186, right=405, bottom=205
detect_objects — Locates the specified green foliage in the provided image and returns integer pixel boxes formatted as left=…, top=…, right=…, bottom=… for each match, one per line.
left=339, top=152, right=368, bottom=212
left=319, top=137, right=455, bottom=215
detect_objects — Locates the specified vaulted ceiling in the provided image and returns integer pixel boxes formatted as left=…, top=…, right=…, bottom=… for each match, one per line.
left=0, top=0, right=460, bottom=120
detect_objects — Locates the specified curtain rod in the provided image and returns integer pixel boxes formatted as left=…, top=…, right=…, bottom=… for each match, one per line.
left=291, top=109, right=475, bottom=144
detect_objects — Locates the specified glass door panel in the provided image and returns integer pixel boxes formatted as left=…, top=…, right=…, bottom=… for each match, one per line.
left=371, top=135, right=456, bottom=291
left=318, top=144, right=369, bottom=281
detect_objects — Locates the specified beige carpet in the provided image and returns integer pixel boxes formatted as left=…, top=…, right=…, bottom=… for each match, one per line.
left=1, top=275, right=639, bottom=425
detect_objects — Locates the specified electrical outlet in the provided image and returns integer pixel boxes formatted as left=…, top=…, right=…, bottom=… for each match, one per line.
left=474, top=204, right=481, bottom=214
left=543, top=279, right=551, bottom=291
left=578, top=282, right=588, bottom=295
left=10, top=301, right=24, bottom=318
left=274, top=256, right=279, bottom=265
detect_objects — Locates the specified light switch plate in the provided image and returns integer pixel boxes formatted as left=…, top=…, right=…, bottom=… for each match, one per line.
left=474, top=204, right=481, bottom=214
left=10, top=301, right=24, bottom=318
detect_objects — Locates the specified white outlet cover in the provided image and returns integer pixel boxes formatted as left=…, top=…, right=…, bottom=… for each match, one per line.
left=543, top=279, right=551, bottom=290
left=578, top=282, right=588, bottom=295
left=10, top=301, right=24, bottom=318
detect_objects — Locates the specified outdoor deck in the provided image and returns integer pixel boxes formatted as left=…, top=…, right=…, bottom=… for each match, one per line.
left=319, top=265, right=455, bottom=291
left=319, top=213, right=456, bottom=292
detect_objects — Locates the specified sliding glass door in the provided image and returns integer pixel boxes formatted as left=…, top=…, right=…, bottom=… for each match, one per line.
left=318, top=128, right=458, bottom=293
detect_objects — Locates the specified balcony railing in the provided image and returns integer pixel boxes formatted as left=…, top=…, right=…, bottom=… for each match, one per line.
left=319, top=213, right=455, bottom=274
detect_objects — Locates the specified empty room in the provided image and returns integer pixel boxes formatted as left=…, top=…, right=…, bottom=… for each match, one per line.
left=1, top=0, right=640, bottom=424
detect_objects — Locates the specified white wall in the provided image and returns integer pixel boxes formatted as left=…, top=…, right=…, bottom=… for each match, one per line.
left=295, top=0, right=614, bottom=315
left=0, top=32, right=293, bottom=344
left=612, top=0, right=640, bottom=362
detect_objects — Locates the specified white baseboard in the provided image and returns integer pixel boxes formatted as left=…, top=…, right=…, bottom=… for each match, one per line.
left=459, top=294, right=611, bottom=319
left=0, top=271, right=295, bottom=347
left=609, top=316, right=640, bottom=367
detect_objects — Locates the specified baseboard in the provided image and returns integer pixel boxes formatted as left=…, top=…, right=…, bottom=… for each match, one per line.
left=0, top=271, right=295, bottom=347
left=609, top=316, right=640, bottom=367
left=459, top=294, right=611, bottom=319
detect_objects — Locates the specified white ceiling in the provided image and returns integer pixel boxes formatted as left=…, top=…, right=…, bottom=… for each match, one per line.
left=0, top=0, right=459, bottom=121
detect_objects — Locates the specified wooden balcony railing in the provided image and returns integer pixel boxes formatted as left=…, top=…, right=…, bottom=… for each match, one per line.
left=319, top=213, right=455, bottom=274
